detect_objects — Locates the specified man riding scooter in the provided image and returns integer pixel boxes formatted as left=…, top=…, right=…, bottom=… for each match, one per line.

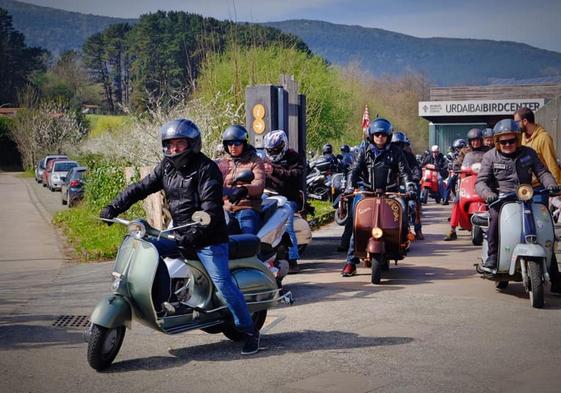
left=442, top=138, right=467, bottom=205
left=444, top=128, right=490, bottom=240
left=263, top=129, right=305, bottom=274
left=99, top=119, right=262, bottom=355
left=421, top=145, right=448, bottom=203
left=341, top=118, right=415, bottom=277
left=475, top=119, right=561, bottom=293
left=482, top=128, right=494, bottom=148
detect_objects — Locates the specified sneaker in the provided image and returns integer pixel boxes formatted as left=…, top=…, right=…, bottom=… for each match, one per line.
left=341, top=263, right=356, bottom=277
left=415, top=229, right=424, bottom=240
left=482, top=255, right=497, bottom=270
left=442, top=200, right=449, bottom=206
left=241, top=329, right=260, bottom=355
left=443, top=230, right=457, bottom=241
left=288, top=259, right=299, bottom=274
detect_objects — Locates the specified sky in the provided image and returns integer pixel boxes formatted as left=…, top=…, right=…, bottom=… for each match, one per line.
left=22, top=0, right=561, bottom=53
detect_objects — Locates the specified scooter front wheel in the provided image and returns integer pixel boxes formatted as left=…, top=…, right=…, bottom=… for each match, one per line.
left=222, top=310, right=268, bottom=342
left=87, top=324, right=126, bottom=371
left=528, top=259, right=545, bottom=308
left=471, top=225, right=484, bottom=246
left=371, top=254, right=384, bottom=285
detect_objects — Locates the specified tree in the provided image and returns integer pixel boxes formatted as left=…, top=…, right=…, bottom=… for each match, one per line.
left=0, top=8, right=46, bottom=105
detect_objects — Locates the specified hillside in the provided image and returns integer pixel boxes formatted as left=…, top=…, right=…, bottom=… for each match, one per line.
left=266, top=20, right=561, bottom=86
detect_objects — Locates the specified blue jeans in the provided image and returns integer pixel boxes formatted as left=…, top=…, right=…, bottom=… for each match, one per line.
left=233, top=209, right=262, bottom=235
left=286, top=201, right=300, bottom=260
left=196, top=243, right=254, bottom=333
left=346, top=194, right=364, bottom=264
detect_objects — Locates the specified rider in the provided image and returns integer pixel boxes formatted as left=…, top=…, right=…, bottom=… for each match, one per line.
left=444, top=128, right=490, bottom=240
left=341, top=118, right=415, bottom=277
left=338, top=144, right=355, bottom=172
left=217, top=125, right=265, bottom=235
left=321, top=143, right=340, bottom=173
left=392, top=131, right=424, bottom=240
left=475, top=119, right=559, bottom=281
left=421, top=144, right=448, bottom=201
left=482, top=128, right=494, bottom=148
left=443, top=138, right=468, bottom=204
left=263, top=129, right=305, bottom=274
left=99, top=119, right=261, bottom=355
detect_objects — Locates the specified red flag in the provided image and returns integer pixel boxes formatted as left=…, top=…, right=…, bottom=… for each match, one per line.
left=361, top=105, right=370, bottom=130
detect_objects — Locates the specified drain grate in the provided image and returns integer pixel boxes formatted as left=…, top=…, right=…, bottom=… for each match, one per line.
left=52, top=315, right=90, bottom=328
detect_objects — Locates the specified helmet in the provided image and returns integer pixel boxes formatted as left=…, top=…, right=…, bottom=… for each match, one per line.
left=482, top=128, right=494, bottom=138
left=493, top=119, right=521, bottom=150
left=391, top=131, right=408, bottom=144
left=431, top=145, right=439, bottom=153
left=367, top=118, right=393, bottom=140
left=160, top=119, right=202, bottom=168
left=452, top=138, right=467, bottom=150
left=322, top=144, right=333, bottom=155
left=263, top=129, right=288, bottom=162
left=466, top=128, right=483, bottom=140
left=340, top=144, right=350, bottom=154
left=222, top=125, right=249, bottom=153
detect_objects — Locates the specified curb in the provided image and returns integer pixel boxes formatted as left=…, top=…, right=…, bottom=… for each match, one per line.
left=309, top=211, right=335, bottom=231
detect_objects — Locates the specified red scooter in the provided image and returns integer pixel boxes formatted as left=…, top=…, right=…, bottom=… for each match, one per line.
left=420, top=164, right=441, bottom=204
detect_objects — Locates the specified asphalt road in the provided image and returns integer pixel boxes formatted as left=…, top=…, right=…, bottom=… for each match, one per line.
left=1, top=171, right=561, bottom=393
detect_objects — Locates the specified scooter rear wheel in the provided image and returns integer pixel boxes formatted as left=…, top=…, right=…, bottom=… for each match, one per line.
left=86, top=324, right=126, bottom=371
left=221, top=310, right=268, bottom=342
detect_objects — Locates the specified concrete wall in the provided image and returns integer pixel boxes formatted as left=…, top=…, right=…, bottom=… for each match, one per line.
left=535, top=94, right=561, bottom=154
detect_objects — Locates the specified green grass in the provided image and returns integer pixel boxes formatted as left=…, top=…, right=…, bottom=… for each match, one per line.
left=86, top=114, right=130, bottom=138
left=310, top=199, right=333, bottom=217
left=18, top=169, right=35, bottom=178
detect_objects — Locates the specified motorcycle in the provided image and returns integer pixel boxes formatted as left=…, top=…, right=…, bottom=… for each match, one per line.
left=455, top=152, right=488, bottom=245
left=353, top=187, right=415, bottom=284
left=419, top=164, right=441, bottom=204
left=474, top=185, right=558, bottom=308
left=306, top=156, right=338, bottom=200
left=85, top=211, right=293, bottom=371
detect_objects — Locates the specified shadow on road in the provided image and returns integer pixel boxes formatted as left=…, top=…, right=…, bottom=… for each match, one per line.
left=106, top=330, right=414, bottom=372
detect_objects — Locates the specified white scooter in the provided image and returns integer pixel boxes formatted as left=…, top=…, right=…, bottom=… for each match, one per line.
left=474, top=185, right=558, bottom=308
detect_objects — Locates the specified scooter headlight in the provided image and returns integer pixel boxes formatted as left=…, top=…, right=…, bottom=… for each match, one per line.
left=471, top=163, right=481, bottom=173
left=371, top=227, right=383, bottom=239
left=517, top=184, right=533, bottom=201
left=127, top=221, right=146, bottom=239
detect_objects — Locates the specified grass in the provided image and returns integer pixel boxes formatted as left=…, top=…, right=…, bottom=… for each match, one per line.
left=86, top=114, right=130, bottom=138
left=310, top=199, right=333, bottom=217
left=18, top=169, right=35, bottom=178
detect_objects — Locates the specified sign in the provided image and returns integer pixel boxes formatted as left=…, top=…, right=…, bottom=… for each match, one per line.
left=419, top=98, right=545, bottom=117
left=252, top=103, right=266, bottom=134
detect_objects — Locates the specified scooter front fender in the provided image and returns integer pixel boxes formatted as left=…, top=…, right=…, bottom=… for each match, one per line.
left=90, top=294, right=132, bottom=329
left=367, top=238, right=385, bottom=254
left=509, top=244, right=547, bottom=275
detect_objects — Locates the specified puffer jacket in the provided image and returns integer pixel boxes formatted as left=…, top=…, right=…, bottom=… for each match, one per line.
left=475, top=146, right=556, bottom=200
left=350, top=143, right=413, bottom=192
left=217, top=145, right=265, bottom=212
left=522, top=125, right=561, bottom=184
left=108, top=153, right=228, bottom=247
left=265, top=149, right=304, bottom=202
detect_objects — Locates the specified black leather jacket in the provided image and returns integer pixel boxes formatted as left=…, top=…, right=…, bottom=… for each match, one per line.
left=108, top=153, right=228, bottom=247
left=421, top=152, right=448, bottom=178
left=350, top=143, right=413, bottom=192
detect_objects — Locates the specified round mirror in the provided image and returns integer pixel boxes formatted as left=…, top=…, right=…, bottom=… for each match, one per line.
left=192, top=211, right=211, bottom=226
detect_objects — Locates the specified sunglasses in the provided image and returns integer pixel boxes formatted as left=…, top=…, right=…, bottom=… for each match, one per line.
left=499, top=138, right=517, bottom=146
left=225, top=140, right=243, bottom=147
left=373, top=132, right=388, bottom=137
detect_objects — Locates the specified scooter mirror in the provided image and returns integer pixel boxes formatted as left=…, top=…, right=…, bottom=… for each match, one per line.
left=191, top=211, right=211, bottom=226
left=233, top=170, right=254, bottom=184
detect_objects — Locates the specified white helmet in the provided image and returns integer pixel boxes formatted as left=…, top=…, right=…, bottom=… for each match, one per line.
left=264, top=130, right=288, bottom=162
left=431, top=145, right=440, bottom=153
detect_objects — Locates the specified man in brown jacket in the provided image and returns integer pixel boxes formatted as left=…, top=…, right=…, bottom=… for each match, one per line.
left=217, top=125, right=265, bottom=235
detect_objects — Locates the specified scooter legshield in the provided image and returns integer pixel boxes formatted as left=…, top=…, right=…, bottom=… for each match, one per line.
left=89, top=294, right=132, bottom=329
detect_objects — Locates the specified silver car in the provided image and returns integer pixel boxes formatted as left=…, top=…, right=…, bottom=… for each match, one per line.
left=35, top=155, right=67, bottom=183
left=48, top=160, right=78, bottom=191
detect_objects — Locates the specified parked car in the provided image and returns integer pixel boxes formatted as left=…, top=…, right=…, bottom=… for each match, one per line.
left=36, top=155, right=67, bottom=183
left=61, top=166, right=87, bottom=207
left=48, top=160, right=79, bottom=191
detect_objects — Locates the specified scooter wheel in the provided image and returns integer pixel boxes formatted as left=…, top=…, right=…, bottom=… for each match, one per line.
left=528, top=259, right=544, bottom=308
left=87, top=324, right=126, bottom=371
left=370, top=254, right=383, bottom=284
left=222, top=310, right=268, bottom=342
left=495, top=281, right=508, bottom=290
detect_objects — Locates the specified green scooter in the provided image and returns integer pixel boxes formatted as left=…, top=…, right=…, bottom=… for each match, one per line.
left=85, top=211, right=292, bottom=371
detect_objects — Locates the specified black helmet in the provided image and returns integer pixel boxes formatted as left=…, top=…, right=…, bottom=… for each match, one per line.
left=322, top=144, right=333, bottom=155
left=340, top=144, right=350, bottom=154
left=452, top=138, right=467, bottom=150
left=391, top=131, right=408, bottom=144
left=368, top=118, right=393, bottom=140
left=482, top=128, right=494, bottom=138
left=222, top=125, right=249, bottom=153
left=466, top=128, right=483, bottom=140
left=160, top=119, right=202, bottom=168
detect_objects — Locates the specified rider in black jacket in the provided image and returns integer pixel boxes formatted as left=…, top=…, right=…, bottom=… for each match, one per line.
left=341, top=118, right=415, bottom=277
left=99, top=119, right=261, bottom=355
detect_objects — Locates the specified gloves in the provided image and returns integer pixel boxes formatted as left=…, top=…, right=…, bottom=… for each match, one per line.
left=175, top=227, right=203, bottom=250
left=547, top=185, right=561, bottom=194
left=99, top=205, right=119, bottom=225
left=228, top=186, right=248, bottom=204
left=485, top=193, right=498, bottom=204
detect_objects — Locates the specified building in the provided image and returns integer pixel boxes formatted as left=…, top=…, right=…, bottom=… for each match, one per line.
left=419, top=78, right=561, bottom=151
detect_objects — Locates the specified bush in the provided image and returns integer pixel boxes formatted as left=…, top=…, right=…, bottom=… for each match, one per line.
left=86, top=114, right=130, bottom=137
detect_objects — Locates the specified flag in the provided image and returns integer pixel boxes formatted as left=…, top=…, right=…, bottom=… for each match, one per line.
left=361, top=105, right=370, bottom=130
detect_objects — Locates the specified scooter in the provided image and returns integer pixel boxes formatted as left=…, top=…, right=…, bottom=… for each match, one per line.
left=353, top=187, right=415, bottom=284
left=475, top=185, right=557, bottom=308
left=456, top=152, right=488, bottom=245
left=85, top=211, right=292, bottom=371
left=419, top=164, right=441, bottom=204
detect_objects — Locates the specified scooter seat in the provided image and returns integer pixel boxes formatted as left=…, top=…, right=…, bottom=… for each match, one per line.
left=471, top=212, right=489, bottom=227
left=229, top=234, right=260, bottom=259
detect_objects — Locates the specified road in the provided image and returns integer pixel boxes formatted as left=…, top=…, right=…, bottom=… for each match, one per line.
left=1, top=170, right=561, bottom=393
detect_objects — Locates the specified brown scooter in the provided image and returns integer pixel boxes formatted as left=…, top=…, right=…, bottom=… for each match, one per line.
left=353, top=188, right=414, bottom=284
